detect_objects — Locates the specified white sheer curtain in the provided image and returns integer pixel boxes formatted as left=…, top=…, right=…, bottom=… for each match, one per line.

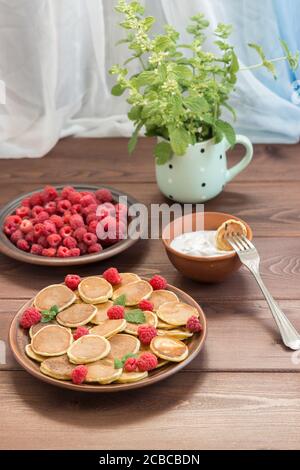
left=0, top=0, right=299, bottom=158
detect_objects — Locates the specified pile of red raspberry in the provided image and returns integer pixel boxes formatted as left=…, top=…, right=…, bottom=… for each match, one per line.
left=3, top=185, right=128, bottom=258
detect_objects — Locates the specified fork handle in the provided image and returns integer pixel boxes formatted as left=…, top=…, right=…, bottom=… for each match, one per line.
left=251, top=271, right=300, bottom=350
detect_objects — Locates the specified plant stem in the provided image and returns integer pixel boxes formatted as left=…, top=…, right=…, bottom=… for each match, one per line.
left=138, top=56, right=146, bottom=70
left=240, top=56, right=287, bottom=71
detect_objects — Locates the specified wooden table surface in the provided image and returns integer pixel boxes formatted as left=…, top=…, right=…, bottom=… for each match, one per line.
left=1, top=137, right=300, bottom=450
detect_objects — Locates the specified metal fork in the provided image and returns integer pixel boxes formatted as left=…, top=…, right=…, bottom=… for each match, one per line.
left=227, top=234, right=300, bottom=350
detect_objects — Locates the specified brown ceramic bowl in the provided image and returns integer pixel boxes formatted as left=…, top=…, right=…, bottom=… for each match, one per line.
left=9, top=279, right=207, bottom=392
left=162, top=211, right=253, bottom=283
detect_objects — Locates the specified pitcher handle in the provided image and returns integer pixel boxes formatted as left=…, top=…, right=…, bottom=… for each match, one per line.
left=225, top=135, right=253, bottom=183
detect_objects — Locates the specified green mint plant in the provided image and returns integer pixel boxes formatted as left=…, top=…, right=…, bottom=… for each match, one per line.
left=110, top=0, right=299, bottom=164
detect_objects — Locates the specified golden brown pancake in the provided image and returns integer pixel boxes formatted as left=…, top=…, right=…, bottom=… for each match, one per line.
left=56, top=303, right=97, bottom=327
left=90, top=319, right=126, bottom=338
left=150, top=336, right=188, bottom=362
left=67, top=334, right=111, bottom=364
left=125, top=311, right=158, bottom=336
left=216, top=219, right=247, bottom=251
left=29, top=320, right=58, bottom=338
left=25, top=344, right=47, bottom=362
left=78, top=276, right=113, bottom=303
left=149, top=289, right=179, bottom=311
left=85, top=358, right=122, bottom=384
left=157, top=301, right=199, bottom=326
left=31, top=324, right=73, bottom=356
left=156, top=320, right=175, bottom=330
left=34, top=284, right=76, bottom=312
left=157, top=328, right=193, bottom=340
left=40, top=354, right=76, bottom=380
left=90, top=301, right=113, bottom=324
left=117, top=370, right=148, bottom=383
left=113, top=272, right=141, bottom=290
left=112, top=280, right=153, bottom=306
left=108, top=333, right=140, bottom=360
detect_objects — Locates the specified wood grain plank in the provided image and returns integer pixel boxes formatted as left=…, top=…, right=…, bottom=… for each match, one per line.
left=0, top=138, right=299, bottom=183
left=1, top=371, right=300, bottom=449
left=0, top=237, right=299, bottom=300
left=1, top=299, right=300, bottom=372
left=2, top=181, right=300, bottom=236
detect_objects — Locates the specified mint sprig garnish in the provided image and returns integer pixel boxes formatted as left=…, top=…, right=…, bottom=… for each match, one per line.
left=114, top=353, right=138, bottom=369
left=41, top=305, right=59, bottom=323
left=113, top=294, right=126, bottom=306
left=124, top=309, right=145, bottom=324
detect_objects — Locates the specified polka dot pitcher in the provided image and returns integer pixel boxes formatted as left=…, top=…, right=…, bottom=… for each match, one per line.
left=155, top=135, right=253, bottom=203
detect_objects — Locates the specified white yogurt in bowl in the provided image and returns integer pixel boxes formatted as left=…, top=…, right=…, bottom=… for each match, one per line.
left=170, top=230, right=233, bottom=257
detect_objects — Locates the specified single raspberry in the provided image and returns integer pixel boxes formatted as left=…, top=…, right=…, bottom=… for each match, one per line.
left=71, top=365, right=88, bottom=385
left=86, top=212, right=97, bottom=225
left=34, top=223, right=46, bottom=237
left=63, top=211, right=72, bottom=224
left=57, top=246, right=71, bottom=258
left=50, top=214, right=64, bottom=228
left=21, top=197, right=31, bottom=207
left=30, top=244, right=43, bottom=255
left=37, top=235, right=48, bottom=248
left=73, top=226, right=87, bottom=241
left=57, top=199, right=71, bottom=213
left=20, top=219, right=33, bottom=234
left=103, top=267, right=121, bottom=285
left=20, top=307, right=42, bottom=328
left=31, top=205, right=44, bottom=218
left=47, top=233, right=62, bottom=248
left=63, top=236, right=77, bottom=249
left=186, top=315, right=202, bottom=333
left=61, top=186, right=75, bottom=199
left=25, top=231, right=35, bottom=244
left=78, top=242, right=88, bottom=255
left=88, top=220, right=98, bottom=234
left=16, top=206, right=31, bottom=218
left=16, top=238, right=30, bottom=252
left=42, top=247, right=56, bottom=257
left=81, top=194, right=96, bottom=207
left=71, top=203, right=82, bottom=215
left=43, top=220, right=57, bottom=235
left=137, top=352, right=158, bottom=371
left=59, top=225, right=73, bottom=238
left=95, top=188, right=113, bottom=203
left=83, top=232, right=97, bottom=246
left=3, top=222, right=18, bottom=236
left=44, top=201, right=57, bottom=215
left=69, top=214, right=84, bottom=229
left=124, top=357, right=138, bottom=372
left=68, top=191, right=82, bottom=205
left=35, top=210, right=49, bottom=223
left=73, top=326, right=89, bottom=340
left=70, top=247, right=81, bottom=257
left=149, top=274, right=167, bottom=290
left=138, top=299, right=154, bottom=312
left=10, top=229, right=23, bottom=244
left=137, top=325, right=157, bottom=345
left=88, top=243, right=102, bottom=254
left=83, top=203, right=97, bottom=216
left=107, top=305, right=124, bottom=319
left=5, top=215, right=22, bottom=225
left=29, top=192, right=43, bottom=207
left=65, top=274, right=81, bottom=290
left=42, top=185, right=58, bottom=202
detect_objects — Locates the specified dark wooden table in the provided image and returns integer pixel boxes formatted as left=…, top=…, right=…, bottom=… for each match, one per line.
left=1, top=137, right=300, bottom=450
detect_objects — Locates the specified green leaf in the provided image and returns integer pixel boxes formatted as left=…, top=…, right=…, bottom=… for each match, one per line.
left=168, top=127, right=190, bottom=156
left=184, top=96, right=209, bottom=115
left=215, top=120, right=236, bottom=146
left=230, top=51, right=239, bottom=74
left=154, top=35, right=171, bottom=51
left=113, top=294, right=126, bottom=306
left=143, top=16, right=155, bottom=31
left=111, top=84, right=125, bottom=96
left=122, top=353, right=137, bottom=361
left=215, top=23, right=233, bottom=39
left=154, top=141, right=172, bottom=165
left=114, top=358, right=124, bottom=369
left=128, top=123, right=142, bottom=154
left=135, top=71, right=157, bottom=87
left=128, top=105, right=142, bottom=121
left=125, top=309, right=146, bottom=324
left=248, top=43, right=266, bottom=61
left=280, top=39, right=300, bottom=70
left=41, top=304, right=59, bottom=323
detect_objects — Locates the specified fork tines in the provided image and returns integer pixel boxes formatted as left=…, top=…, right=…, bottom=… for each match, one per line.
left=225, top=234, right=254, bottom=252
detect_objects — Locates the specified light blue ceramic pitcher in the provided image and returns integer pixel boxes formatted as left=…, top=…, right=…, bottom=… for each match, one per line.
left=155, top=135, right=253, bottom=203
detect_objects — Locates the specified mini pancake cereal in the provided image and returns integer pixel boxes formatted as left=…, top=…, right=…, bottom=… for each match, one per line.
left=157, top=301, right=199, bottom=326
left=112, top=280, right=153, bottom=306
left=34, top=284, right=76, bottom=312
left=90, top=301, right=113, bottom=324
left=67, top=334, right=111, bottom=364
left=56, top=303, right=97, bottom=328
left=150, top=336, right=189, bottom=362
left=90, top=319, right=126, bottom=338
left=85, top=358, right=122, bottom=384
left=149, top=290, right=179, bottom=311
left=78, top=277, right=113, bottom=303
left=31, top=325, right=73, bottom=357
left=40, top=355, right=76, bottom=380
left=125, top=311, right=158, bottom=336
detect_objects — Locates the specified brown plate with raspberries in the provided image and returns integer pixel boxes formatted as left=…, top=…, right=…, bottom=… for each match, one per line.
left=0, top=184, right=140, bottom=266
left=9, top=269, right=207, bottom=392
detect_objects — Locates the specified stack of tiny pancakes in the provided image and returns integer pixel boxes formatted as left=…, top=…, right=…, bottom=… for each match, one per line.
left=24, top=273, right=202, bottom=386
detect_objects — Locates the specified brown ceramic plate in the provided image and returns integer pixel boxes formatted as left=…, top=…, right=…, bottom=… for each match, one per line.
left=0, top=185, right=140, bottom=266
left=9, top=281, right=207, bottom=392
